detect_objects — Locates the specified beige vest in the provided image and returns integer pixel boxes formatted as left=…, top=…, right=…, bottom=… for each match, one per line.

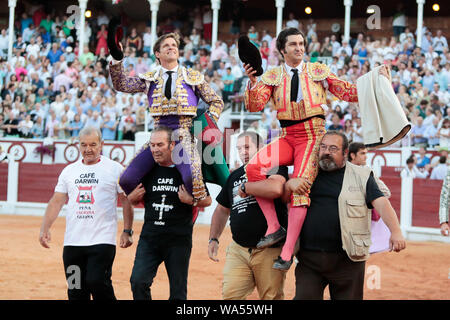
left=337, top=162, right=373, bottom=262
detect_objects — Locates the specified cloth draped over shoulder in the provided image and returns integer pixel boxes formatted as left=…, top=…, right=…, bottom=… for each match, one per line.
left=356, top=66, right=411, bottom=149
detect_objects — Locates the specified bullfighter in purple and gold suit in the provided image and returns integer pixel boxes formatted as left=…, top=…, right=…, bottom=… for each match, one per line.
left=109, top=32, right=224, bottom=203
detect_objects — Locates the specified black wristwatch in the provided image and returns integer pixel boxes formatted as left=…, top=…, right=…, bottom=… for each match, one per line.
left=240, top=183, right=246, bottom=194
left=209, top=238, right=219, bottom=245
left=123, top=229, right=133, bottom=236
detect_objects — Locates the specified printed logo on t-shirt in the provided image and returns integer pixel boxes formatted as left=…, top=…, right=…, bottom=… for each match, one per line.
left=231, top=173, right=257, bottom=214
left=77, top=186, right=95, bottom=204
left=152, top=194, right=174, bottom=226
left=74, top=172, right=99, bottom=219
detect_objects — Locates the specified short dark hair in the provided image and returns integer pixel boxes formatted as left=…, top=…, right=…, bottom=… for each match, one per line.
left=406, top=156, right=415, bottom=165
left=349, top=142, right=366, bottom=161
left=238, top=131, right=264, bottom=150
left=323, top=130, right=349, bottom=155
left=152, top=125, right=173, bottom=143
left=439, top=155, right=447, bottom=164
left=276, top=28, right=307, bottom=59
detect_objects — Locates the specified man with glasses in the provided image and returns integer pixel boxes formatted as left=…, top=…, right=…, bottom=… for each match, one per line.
left=284, top=131, right=405, bottom=300
left=243, top=28, right=392, bottom=270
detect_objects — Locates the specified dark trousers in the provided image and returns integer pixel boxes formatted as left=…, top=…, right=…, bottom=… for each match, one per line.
left=130, top=236, right=192, bottom=300
left=62, top=244, right=116, bottom=300
left=294, top=249, right=366, bottom=300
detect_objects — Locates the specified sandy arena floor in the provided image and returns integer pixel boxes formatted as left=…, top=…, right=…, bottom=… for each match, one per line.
left=0, top=215, right=449, bottom=300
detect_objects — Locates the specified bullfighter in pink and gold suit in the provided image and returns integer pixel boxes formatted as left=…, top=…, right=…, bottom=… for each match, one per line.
left=242, top=28, right=391, bottom=270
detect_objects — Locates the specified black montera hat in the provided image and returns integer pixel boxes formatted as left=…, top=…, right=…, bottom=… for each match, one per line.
left=238, top=35, right=263, bottom=76
left=107, top=16, right=124, bottom=61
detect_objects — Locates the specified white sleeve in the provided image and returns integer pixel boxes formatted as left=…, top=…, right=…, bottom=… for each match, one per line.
left=115, top=162, right=125, bottom=194
left=413, top=166, right=429, bottom=179
left=54, top=167, right=69, bottom=193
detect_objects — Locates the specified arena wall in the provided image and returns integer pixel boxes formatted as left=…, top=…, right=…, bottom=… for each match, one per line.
left=0, top=137, right=449, bottom=243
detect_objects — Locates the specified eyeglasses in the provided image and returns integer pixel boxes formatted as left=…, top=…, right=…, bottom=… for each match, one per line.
left=319, top=144, right=341, bottom=154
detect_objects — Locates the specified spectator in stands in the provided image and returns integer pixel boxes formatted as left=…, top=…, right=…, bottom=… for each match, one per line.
left=2, top=111, right=19, bottom=137
left=247, top=26, right=259, bottom=46
left=18, top=113, right=33, bottom=138
left=57, top=114, right=71, bottom=139
left=85, top=111, right=102, bottom=131
left=416, top=146, right=431, bottom=168
left=229, top=56, right=243, bottom=80
left=70, top=114, right=83, bottom=137
left=410, top=116, right=428, bottom=146
left=391, top=3, right=407, bottom=37
left=79, top=47, right=95, bottom=67
left=425, top=117, right=441, bottom=148
left=221, top=67, right=235, bottom=104
left=30, top=116, right=44, bottom=138
left=351, top=117, right=364, bottom=143
left=210, top=41, right=228, bottom=70
left=286, top=12, right=300, bottom=30
left=101, top=113, right=118, bottom=141
left=327, top=114, right=344, bottom=132
left=401, top=155, right=429, bottom=179
left=438, top=119, right=450, bottom=149
left=433, top=30, right=448, bottom=55
left=44, top=110, right=58, bottom=137
left=47, top=43, right=63, bottom=65
left=126, top=27, right=142, bottom=54
left=202, top=4, right=213, bottom=41
left=343, top=119, right=354, bottom=143
left=430, top=156, right=448, bottom=180
left=96, top=24, right=108, bottom=56
left=121, top=107, right=136, bottom=141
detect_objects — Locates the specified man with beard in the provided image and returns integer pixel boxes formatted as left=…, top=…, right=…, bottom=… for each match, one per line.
left=284, top=131, right=406, bottom=300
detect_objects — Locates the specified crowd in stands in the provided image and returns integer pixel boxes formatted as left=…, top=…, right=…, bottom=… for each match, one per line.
left=0, top=6, right=448, bottom=165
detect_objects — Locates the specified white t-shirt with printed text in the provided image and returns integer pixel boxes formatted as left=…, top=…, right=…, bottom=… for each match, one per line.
left=55, top=156, right=124, bottom=246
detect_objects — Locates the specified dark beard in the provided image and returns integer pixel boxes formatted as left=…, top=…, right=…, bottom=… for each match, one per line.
left=319, top=155, right=338, bottom=171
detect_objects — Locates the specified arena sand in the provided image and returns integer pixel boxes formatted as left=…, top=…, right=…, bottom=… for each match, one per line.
left=0, top=215, right=449, bottom=300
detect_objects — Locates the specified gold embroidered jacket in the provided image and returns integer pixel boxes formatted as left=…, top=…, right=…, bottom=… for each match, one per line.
left=109, top=62, right=224, bottom=122
left=245, top=62, right=358, bottom=121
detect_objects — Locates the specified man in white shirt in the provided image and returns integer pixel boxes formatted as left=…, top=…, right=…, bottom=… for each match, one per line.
left=330, top=35, right=341, bottom=57
left=39, top=127, right=134, bottom=300
left=23, top=23, right=36, bottom=43
left=433, top=30, right=448, bottom=54
left=338, top=40, right=352, bottom=57
left=0, top=29, right=9, bottom=58
left=142, top=26, right=153, bottom=55
left=286, top=13, right=300, bottom=30
left=26, top=37, right=40, bottom=59
left=400, top=156, right=429, bottom=179
left=430, top=156, right=448, bottom=180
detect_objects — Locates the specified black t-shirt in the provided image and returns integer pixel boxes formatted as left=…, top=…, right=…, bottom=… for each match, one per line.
left=299, top=166, right=384, bottom=253
left=216, top=166, right=289, bottom=248
left=141, top=164, right=193, bottom=243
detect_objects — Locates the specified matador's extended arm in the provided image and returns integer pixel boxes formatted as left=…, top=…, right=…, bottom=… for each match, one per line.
left=109, top=61, right=147, bottom=94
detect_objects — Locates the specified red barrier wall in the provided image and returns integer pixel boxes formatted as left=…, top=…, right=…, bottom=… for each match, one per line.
left=18, top=163, right=66, bottom=203
left=381, top=176, right=443, bottom=228
left=4, top=163, right=445, bottom=229
left=0, top=163, right=7, bottom=201
left=412, top=179, right=443, bottom=228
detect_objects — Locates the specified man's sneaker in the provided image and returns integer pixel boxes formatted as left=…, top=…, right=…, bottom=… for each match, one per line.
left=256, top=226, right=287, bottom=249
